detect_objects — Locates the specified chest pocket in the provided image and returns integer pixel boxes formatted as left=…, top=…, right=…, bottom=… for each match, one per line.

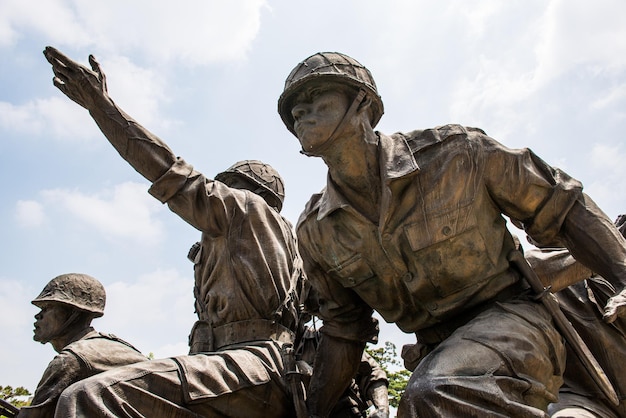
left=328, top=253, right=375, bottom=289
left=404, top=202, right=476, bottom=250
left=403, top=203, right=493, bottom=297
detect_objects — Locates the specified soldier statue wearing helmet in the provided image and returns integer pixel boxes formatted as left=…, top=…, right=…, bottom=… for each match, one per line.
left=215, top=160, right=285, bottom=211
left=44, top=47, right=304, bottom=417
left=280, top=52, right=626, bottom=417
left=17, top=274, right=146, bottom=418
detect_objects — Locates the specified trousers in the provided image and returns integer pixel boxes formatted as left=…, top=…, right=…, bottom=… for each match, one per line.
left=55, top=341, right=293, bottom=418
left=398, top=299, right=566, bottom=418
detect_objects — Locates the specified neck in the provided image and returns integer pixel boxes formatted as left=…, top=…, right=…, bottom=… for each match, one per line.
left=50, top=323, right=93, bottom=353
left=324, top=128, right=382, bottom=223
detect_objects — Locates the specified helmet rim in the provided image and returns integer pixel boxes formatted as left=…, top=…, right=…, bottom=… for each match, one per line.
left=32, top=273, right=106, bottom=317
left=278, top=52, right=384, bottom=136
left=215, top=160, right=285, bottom=212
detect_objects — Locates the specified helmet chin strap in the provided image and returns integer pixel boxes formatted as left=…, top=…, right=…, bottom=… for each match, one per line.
left=300, top=89, right=367, bottom=157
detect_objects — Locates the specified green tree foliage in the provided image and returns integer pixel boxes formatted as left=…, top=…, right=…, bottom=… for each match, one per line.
left=366, top=342, right=411, bottom=408
left=1, top=385, right=31, bottom=417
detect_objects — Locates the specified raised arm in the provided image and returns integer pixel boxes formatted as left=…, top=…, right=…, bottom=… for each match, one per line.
left=43, top=46, right=176, bottom=182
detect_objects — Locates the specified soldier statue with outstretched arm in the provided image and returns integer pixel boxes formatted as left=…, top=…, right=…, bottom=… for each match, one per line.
left=43, top=47, right=304, bottom=418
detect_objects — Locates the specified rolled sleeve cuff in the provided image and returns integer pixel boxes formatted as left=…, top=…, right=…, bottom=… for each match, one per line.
left=526, top=168, right=583, bottom=246
left=320, top=316, right=379, bottom=344
left=148, top=158, right=194, bottom=203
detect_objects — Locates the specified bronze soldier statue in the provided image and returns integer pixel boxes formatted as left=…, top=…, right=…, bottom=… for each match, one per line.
left=17, top=273, right=146, bottom=418
left=43, top=47, right=304, bottom=417
left=277, top=52, right=626, bottom=417
left=527, top=214, right=626, bottom=418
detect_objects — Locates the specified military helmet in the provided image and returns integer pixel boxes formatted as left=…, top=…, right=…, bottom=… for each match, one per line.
left=32, top=273, right=106, bottom=317
left=215, top=160, right=285, bottom=212
left=278, top=52, right=384, bottom=136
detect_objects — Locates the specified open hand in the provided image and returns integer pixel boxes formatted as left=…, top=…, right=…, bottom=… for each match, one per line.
left=43, top=46, right=109, bottom=110
left=603, top=286, right=626, bottom=323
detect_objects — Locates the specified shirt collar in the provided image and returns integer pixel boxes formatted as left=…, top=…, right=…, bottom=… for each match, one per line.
left=317, top=132, right=419, bottom=220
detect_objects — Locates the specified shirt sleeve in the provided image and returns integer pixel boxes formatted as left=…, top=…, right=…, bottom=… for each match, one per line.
left=479, top=131, right=626, bottom=290
left=148, top=157, right=252, bottom=236
left=18, top=352, right=83, bottom=418
left=478, top=132, right=583, bottom=247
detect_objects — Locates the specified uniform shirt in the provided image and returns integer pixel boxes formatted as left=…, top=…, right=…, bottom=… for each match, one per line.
left=296, top=124, right=584, bottom=343
left=18, top=328, right=146, bottom=418
left=148, top=158, right=301, bottom=334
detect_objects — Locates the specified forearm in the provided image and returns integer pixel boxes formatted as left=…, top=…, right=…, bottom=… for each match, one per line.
left=307, top=334, right=365, bottom=417
left=561, top=195, right=626, bottom=290
left=525, top=248, right=594, bottom=292
left=88, top=100, right=177, bottom=182
left=367, top=380, right=390, bottom=416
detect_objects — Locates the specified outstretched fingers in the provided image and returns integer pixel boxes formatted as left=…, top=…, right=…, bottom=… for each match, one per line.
left=43, top=47, right=78, bottom=86
left=89, top=54, right=108, bottom=93
left=43, top=46, right=75, bottom=74
left=42, top=46, right=107, bottom=109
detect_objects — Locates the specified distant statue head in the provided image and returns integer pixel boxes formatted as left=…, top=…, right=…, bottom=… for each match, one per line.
left=215, top=160, right=285, bottom=212
left=278, top=52, right=384, bottom=137
left=32, top=273, right=106, bottom=349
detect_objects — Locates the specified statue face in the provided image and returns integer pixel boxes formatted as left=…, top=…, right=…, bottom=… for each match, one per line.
left=291, top=85, right=350, bottom=153
left=33, top=302, right=70, bottom=344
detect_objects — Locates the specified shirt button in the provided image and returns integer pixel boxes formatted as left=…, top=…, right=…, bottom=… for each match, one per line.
left=402, top=272, right=414, bottom=282
left=348, top=277, right=356, bottom=285
left=428, top=303, right=438, bottom=311
left=382, top=233, right=392, bottom=241
left=442, top=226, right=452, bottom=236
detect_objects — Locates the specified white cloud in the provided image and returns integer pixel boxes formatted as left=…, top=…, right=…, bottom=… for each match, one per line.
left=15, top=200, right=46, bottom=228
left=0, top=277, right=50, bottom=390
left=590, top=83, right=626, bottom=111
left=2, top=0, right=266, bottom=66
left=3, top=55, right=176, bottom=142
left=99, top=269, right=196, bottom=358
left=585, top=143, right=626, bottom=216
left=40, top=182, right=165, bottom=245
left=0, top=0, right=95, bottom=48
left=0, top=278, right=35, bottom=334
left=77, top=0, right=266, bottom=65
left=535, top=0, right=626, bottom=85
left=0, top=98, right=101, bottom=141
left=590, top=143, right=625, bottom=176
left=94, top=55, right=176, bottom=128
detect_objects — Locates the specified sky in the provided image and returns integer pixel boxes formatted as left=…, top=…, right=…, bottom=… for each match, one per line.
left=1, top=0, right=626, bottom=395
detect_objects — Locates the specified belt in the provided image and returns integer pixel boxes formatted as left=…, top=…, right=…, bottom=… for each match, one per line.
left=189, top=319, right=295, bottom=353
left=416, top=277, right=530, bottom=345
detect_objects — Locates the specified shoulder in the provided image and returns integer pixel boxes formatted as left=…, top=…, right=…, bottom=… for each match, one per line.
left=64, top=332, right=143, bottom=357
left=296, top=190, right=324, bottom=231
left=400, top=124, right=486, bottom=139
left=393, top=124, right=488, bottom=153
